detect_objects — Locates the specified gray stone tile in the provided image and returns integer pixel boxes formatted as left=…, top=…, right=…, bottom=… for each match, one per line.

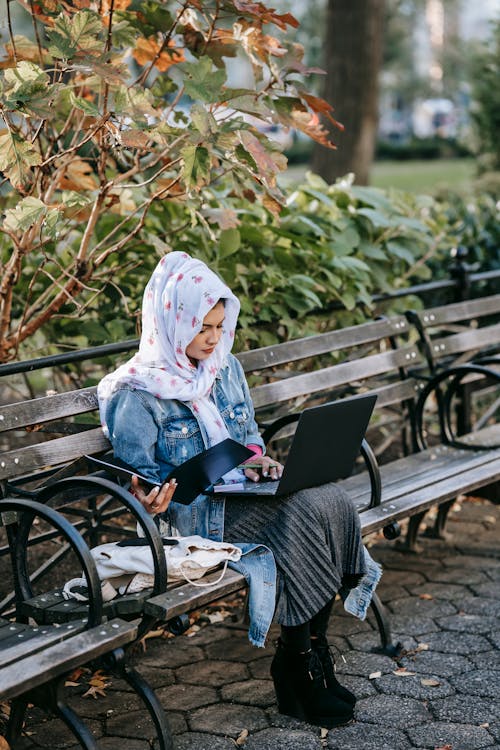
left=406, top=721, right=494, bottom=749
left=425, top=568, right=488, bottom=585
left=336, top=650, right=396, bottom=677
left=205, top=636, right=269, bottom=662
left=347, top=629, right=415, bottom=653
left=389, top=614, right=439, bottom=635
left=373, top=672, right=455, bottom=699
left=105, top=708, right=164, bottom=741
left=431, top=694, right=500, bottom=724
left=244, top=727, right=323, bottom=749
left=188, top=703, right=268, bottom=736
left=355, top=694, right=432, bottom=727
left=221, top=678, right=276, bottom=707
left=450, top=669, right=500, bottom=699
left=454, top=596, right=500, bottom=617
left=155, top=683, right=218, bottom=711
left=387, top=595, right=457, bottom=617
left=489, top=630, right=500, bottom=649
left=176, top=659, right=248, bottom=686
left=418, top=631, right=492, bottom=655
left=470, top=649, right=500, bottom=670
left=173, top=732, right=236, bottom=749
left=248, top=654, right=273, bottom=679
left=436, top=613, right=499, bottom=634
left=408, top=582, right=471, bottom=599
left=442, top=554, right=500, bottom=570
left=326, top=721, right=409, bottom=749
left=399, top=650, right=473, bottom=676
left=472, top=581, right=500, bottom=598
left=136, top=642, right=205, bottom=669
left=373, top=569, right=426, bottom=586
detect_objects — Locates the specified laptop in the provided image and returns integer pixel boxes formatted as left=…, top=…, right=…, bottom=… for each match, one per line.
left=211, top=392, right=377, bottom=497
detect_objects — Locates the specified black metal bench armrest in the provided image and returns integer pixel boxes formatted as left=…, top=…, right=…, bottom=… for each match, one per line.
left=36, top=476, right=168, bottom=598
left=0, top=498, right=103, bottom=627
left=261, top=413, right=381, bottom=509
left=414, top=363, right=500, bottom=451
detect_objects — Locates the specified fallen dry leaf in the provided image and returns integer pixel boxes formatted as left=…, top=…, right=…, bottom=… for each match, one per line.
left=393, top=667, right=416, bottom=676
left=368, top=671, right=382, bottom=679
left=416, top=643, right=430, bottom=651
left=433, top=745, right=452, bottom=750
left=419, top=593, right=434, bottom=600
left=421, top=678, right=441, bottom=687
left=235, top=728, right=249, bottom=746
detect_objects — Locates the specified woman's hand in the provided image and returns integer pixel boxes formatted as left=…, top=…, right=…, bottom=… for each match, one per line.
left=241, top=455, right=284, bottom=483
left=130, top=475, right=177, bottom=515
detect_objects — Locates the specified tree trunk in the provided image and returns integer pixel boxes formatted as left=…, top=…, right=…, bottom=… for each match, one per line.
left=311, top=0, right=385, bottom=185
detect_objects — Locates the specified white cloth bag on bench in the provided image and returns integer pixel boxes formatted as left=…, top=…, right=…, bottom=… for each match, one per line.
left=63, top=536, right=242, bottom=602
left=92, top=535, right=241, bottom=586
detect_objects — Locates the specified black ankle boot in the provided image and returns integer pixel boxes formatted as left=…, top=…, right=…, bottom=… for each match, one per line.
left=311, top=634, right=356, bottom=707
left=270, top=639, right=354, bottom=728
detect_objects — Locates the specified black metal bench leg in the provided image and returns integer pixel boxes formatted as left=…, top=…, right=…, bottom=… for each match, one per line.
left=54, top=698, right=99, bottom=750
left=107, top=648, right=174, bottom=750
left=5, top=697, right=28, bottom=746
left=423, top=498, right=454, bottom=540
left=370, top=592, right=402, bottom=657
left=396, top=510, right=427, bottom=553
left=9, top=682, right=98, bottom=750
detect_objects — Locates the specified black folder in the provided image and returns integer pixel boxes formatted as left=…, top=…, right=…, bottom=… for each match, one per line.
left=85, top=438, right=254, bottom=505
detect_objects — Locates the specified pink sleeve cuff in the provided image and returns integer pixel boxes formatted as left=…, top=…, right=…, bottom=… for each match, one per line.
left=246, top=444, right=263, bottom=456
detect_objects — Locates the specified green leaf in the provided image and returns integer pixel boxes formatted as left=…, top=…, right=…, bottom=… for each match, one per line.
left=47, top=10, right=103, bottom=59
left=357, top=208, right=395, bottom=228
left=0, top=131, right=42, bottom=188
left=386, top=241, right=416, bottom=264
left=180, top=56, right=227, bottom=103
left=219, top=228, right=241, bottom=257
left=191, top=104, right=218, bottom=137
left=181, top=144, right=210, bottom=188
left=69, top=92, right=101, bottom=116
left=3, top=196, right=47, bottom=232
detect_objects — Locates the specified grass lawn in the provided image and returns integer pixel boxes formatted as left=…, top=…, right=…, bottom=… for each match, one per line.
left=371, top=158, right=476, bottom=193
left=280, top=158, right=476, bottom=195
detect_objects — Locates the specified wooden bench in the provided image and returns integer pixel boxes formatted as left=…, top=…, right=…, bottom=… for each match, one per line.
left=404, top=293, right=500, bottom=542
left=0, top=497, right=142, bottom=750
left=1, top=308, right=500, bottom=746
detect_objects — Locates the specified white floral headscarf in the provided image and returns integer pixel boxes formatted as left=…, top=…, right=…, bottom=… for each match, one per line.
left=97, top=251, right=240, bottom=447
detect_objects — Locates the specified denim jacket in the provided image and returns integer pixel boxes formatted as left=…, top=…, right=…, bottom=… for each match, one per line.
left=104, top=353, right=275, bottom=647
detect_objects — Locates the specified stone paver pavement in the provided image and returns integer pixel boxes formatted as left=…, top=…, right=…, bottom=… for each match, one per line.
left=7, top=497, right=500, bottom=749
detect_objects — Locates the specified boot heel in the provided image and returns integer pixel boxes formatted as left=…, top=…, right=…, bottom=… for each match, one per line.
left=272, top=674, right=307, bottom=721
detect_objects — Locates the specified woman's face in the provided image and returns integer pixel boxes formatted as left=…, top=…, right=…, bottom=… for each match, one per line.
left=186, top=301, right=225, bottom=365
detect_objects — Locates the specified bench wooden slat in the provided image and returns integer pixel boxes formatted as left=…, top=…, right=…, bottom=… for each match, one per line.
left=431, top=324, right=500, bottom=359
left=0, top=387, right=99, bottom=433
left=360, top=454, right=500, bottom=536
left=0, top=427, right=110, bottom=481
left=412, top=294, right=500, bottom=327
left=237, top=316, right=409, bottom=372
left=0, top=617, right=137, bottom=700
left=0, top=618, right=88, bottom=668
left=251, top=346, right=420, bottom=409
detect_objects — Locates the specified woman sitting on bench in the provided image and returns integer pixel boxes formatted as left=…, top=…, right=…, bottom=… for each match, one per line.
left=97, top=251, right=381, bottom=729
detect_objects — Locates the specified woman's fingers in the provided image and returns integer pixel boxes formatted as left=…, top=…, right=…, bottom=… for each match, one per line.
left=130, top=475, right=177, bottom=515
left=242, top=456, right=283, bottom=482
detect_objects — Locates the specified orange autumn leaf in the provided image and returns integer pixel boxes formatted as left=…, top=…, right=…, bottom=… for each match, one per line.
left=55, top=158, right=99, bottom=191
left=301, top=93, right=344, bottom=132
left=232, top=1, right=299, bottom=30
left=133, top=37, right=185, bottom=73
left=100, top=0, right=131, bottom=14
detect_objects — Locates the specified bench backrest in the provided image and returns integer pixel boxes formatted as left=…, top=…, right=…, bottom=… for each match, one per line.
left=1, top=314, right=424, bottom=489
left=406, top=293, right=500, bottom=372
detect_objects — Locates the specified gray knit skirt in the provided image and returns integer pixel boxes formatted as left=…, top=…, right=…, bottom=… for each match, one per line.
left=223, top=482, right=366, bottom=627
